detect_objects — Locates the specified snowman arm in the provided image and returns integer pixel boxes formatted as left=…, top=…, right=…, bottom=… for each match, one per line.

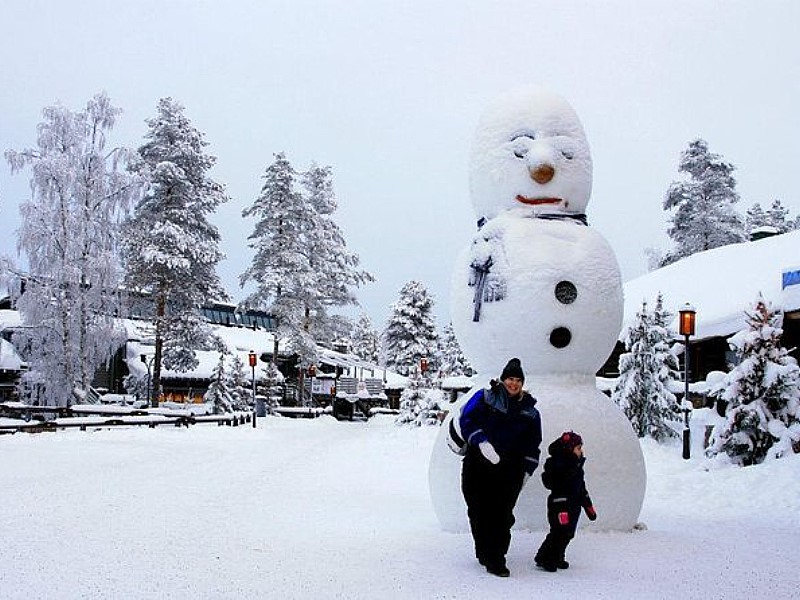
left=469, top=258, right=493, bottom=322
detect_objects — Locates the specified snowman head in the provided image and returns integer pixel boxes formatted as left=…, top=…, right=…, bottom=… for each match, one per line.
left=469, top=86, right=592, bottom=222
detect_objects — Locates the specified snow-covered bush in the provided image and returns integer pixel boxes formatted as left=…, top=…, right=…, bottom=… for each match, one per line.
left=396, top=379, right=445, bottom=427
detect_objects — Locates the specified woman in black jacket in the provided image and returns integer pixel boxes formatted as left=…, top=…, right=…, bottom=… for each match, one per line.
left=458, top=358, right=542, bottom=577
left=534, top=431, right=597, bottom=572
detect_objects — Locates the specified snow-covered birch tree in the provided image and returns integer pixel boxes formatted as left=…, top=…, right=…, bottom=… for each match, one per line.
left=121, top=98, right=228, bottom=406
left=661, top=139, right=746, bottom=266
left=707, top=295, right=800, bottom=465
left=4, top=93, right=138, bottom=405
left=381, top=280, right=439, bottom=376
left=612, top=294, right=681, bottom=441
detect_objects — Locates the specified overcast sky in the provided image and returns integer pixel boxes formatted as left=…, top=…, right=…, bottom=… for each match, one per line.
left=2, top=0, right=799, bottom=329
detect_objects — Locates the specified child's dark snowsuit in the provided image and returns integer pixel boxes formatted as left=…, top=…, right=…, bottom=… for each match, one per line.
left=535, top=432, right=596, bottom=571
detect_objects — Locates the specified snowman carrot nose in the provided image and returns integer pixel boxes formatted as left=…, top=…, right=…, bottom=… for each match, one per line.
left=530, top=163, right=555, bottom=184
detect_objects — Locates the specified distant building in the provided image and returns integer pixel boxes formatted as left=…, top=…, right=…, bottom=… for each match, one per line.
left=0, top=294, right=404, bottom=409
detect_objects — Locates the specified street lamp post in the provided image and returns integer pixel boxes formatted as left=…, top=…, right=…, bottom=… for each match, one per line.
left=249, top=350, right=257, bottom=429
left=140, top=354, right=153, bottom=407
left=679, top=303, right=696, bottom=460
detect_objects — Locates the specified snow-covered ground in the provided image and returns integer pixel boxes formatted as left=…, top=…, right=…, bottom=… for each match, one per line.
left=1, top=416, right=798, bottom=599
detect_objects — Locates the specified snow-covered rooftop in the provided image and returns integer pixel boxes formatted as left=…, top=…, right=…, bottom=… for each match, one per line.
left=0, top=338, right=24, bottom=371
left=124, top=319, right=407, bottom=386
left=623, top=230, right=800, bottom=340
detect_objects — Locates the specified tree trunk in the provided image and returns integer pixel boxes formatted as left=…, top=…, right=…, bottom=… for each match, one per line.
left=152, top=293, right=165, bottom=408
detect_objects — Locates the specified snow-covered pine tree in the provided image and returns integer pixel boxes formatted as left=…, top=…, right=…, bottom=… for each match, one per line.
left=439, top=322, right=473, bottom=377
left=321, top=315, right=356, bottom=353
left=123, top=372, right=148, bottom=403
left=121, top=98, right=228, bottom=407
left=707, top=295, right=800, bottom=465
left=661, top=139, right=746, bottom=266
left=204, top=354, right=234, bottom=414
left=746, top=199, right=797, bottom=235
left=611, top=294, right=680, bottom=441
left=651, top=293, right=684, bottom=431
left=5, top=93, right=137, bottom=406
left=241, top=155, right=373, bottom=371
left=300, top=163, right=373, bottom=346
left=745, top=202, right=767, bottom=234
left=766, top=199, right=798, bottom=233
left=240, top=152, right=315, bottom=367
left=255, top=361, right=282, bottom=415
left=227, top=354, right=251, bottom=411
left=351, top=313, right=380, bottom=364
left=162, top=310, right=225, bottom=372
left=396, top=377, right=425, bottom=426
left=381, top=280, right=439, bottom=376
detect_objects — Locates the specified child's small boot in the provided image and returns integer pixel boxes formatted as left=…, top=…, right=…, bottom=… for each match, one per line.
left=534, top=552, right=557, bottom=573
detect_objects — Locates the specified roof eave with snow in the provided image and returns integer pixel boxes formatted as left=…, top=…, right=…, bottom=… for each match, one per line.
left=623, top=230, right=800, bottom=341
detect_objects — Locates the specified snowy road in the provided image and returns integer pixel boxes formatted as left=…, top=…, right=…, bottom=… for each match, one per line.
left=1, top=416, right=798, bottom=599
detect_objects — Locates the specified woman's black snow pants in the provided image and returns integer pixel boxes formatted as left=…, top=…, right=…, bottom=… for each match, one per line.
left=461, top=447, right=525, bottom=564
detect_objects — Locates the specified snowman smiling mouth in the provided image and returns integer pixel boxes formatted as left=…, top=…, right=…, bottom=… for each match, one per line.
left=515, top=195, right=565, bottom=206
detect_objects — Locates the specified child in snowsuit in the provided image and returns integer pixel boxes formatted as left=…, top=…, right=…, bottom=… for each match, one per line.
left=534, top=431, right=597, bottom=572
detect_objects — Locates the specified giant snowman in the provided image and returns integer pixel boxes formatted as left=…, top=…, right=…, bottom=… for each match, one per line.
left=429, top=86, right=646, bottom=532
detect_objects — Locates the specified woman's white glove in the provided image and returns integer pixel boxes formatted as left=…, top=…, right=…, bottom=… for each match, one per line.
left=478, top=441, right=500, bottom=464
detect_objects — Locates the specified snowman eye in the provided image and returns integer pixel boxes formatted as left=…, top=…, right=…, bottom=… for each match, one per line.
left=561, top=150, right=574, bottom=160
left=510, top=133, right=535, bottom=159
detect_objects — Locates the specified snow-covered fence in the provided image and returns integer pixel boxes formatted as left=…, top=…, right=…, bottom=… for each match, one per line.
left=0, top=403, right=252, bottom=434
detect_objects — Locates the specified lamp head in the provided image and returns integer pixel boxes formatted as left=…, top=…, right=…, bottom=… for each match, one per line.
left=679, top=303, right=696, bottom=337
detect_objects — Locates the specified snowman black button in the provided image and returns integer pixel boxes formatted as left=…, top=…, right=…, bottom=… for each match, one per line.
left=550, top=326, right=572, bottom=348
left=555, top=280, right=577, bottom=304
